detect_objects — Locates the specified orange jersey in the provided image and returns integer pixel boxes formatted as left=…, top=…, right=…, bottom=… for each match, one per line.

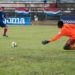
left=50, top=24, right=75, bottom=42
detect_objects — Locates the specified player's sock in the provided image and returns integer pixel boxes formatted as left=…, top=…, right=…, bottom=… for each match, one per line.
left=3, top=28, right=8, bottom=36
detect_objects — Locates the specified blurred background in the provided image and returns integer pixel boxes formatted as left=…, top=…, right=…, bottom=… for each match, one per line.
left=0, top=0, right=75, bottom=25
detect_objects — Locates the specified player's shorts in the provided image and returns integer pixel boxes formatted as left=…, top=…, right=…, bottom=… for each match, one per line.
left=0, top=22, right=6, bottom=28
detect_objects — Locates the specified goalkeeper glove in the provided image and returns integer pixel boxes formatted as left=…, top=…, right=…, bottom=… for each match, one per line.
left=42, top=40, right=50, bottom=45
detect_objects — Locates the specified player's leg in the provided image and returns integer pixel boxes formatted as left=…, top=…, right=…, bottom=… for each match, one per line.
left=0, top=22, right=8, bottom=37
left=3, top=26, right=8, bottom=37
left=64, top=39, right=75, bottom=50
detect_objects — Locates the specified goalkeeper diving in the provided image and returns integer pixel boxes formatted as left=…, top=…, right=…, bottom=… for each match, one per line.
left=42, top=21, right=75, bottom=50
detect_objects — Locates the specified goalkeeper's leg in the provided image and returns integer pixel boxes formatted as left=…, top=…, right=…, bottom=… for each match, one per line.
left=64, top=39, right=75, bottom=50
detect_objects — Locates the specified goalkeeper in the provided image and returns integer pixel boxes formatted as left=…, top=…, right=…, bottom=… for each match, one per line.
left=42, top=21, right=75, bottom=50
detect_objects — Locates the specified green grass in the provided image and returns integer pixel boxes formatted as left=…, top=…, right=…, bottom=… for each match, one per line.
left=0, top=25, right=75, bottom=75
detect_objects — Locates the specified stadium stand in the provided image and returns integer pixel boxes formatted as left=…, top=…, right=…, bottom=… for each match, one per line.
left=0, top=0, right=75, bottom=25
left=0, top=0, right=56, bottom=3
left=59, top=0, right=75, bottom=3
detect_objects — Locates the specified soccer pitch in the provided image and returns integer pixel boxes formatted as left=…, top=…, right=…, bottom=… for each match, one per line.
left=0, top=25, right=75, bottom=75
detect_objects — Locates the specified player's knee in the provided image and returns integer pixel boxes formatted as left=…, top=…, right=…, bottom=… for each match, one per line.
left=63, top=45, right=70, bottom=50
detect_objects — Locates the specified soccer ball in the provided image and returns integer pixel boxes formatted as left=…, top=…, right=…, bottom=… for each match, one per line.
left=11, top=42, right=17, bottom=48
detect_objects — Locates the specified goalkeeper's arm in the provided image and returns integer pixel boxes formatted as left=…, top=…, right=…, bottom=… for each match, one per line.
left=42, top=32, right=62, bottom=45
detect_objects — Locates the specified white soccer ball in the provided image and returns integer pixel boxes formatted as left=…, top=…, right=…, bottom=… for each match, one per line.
left=11, top=42, right=17, bottom=48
